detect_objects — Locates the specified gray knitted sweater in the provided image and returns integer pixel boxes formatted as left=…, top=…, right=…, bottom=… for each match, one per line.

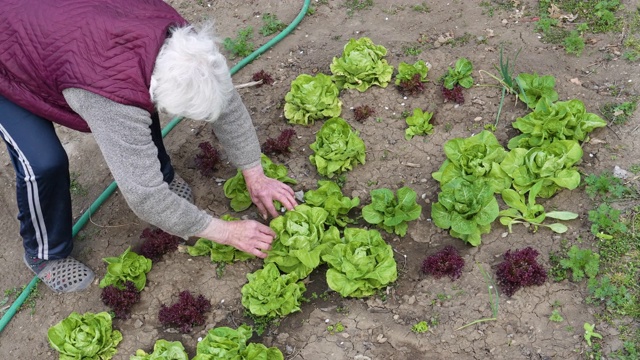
left=63, top=88, right=261, bottom=238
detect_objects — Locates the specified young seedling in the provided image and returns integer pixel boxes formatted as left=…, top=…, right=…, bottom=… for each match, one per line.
left=411, top=321, right=429, bottom=334
left=549, top=309, right=564, bottom=322
left=584, top=323, right=603, bottom=346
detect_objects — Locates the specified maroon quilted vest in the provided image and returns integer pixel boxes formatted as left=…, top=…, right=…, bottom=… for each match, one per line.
left=0, top=0, right=186, bottom=132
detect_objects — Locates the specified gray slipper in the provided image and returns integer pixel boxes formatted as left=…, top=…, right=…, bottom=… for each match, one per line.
left=24, top=256, right=95, bottom=293
left=169, top=174, right=194, bottom=204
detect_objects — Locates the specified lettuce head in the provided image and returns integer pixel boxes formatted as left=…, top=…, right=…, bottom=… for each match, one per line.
left=330, top=37, right=394, bottom=92
left=284, top=73, right=342, bottom=125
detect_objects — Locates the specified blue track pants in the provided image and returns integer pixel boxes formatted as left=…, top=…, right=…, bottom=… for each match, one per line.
left=0, top=95, right=174, bottom=260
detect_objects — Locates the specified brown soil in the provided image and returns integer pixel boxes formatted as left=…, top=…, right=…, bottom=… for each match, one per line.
left=1, top=1, right=638, bottom=359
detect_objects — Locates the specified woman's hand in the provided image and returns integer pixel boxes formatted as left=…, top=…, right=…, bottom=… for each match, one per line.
left=242, top=164, right=297, bottom=219
left=195, top=218, right=276, bottom=259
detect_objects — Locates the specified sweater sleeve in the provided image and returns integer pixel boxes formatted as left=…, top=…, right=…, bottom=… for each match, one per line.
left=211, top=89, right=262, bottom=170
left=62, top=88, right=212, bottom=239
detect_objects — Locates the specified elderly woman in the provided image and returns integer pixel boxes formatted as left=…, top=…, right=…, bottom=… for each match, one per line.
left=0, top=0, right=296, bottom=293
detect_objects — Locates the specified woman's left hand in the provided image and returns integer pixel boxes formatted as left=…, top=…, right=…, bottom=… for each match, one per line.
left=243, top=165, right=297, bottom=219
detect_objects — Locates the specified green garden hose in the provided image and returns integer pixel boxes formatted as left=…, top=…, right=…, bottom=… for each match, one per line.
left=0, top=0, right=310, bottom=334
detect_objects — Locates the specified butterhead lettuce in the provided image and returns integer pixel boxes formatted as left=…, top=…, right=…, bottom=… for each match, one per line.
left=322, top=228, right=397, bottom=298
left=284, top=73, right=342, bottom=125
left=241, top=263, right=306, bottom=318
left=309, top=117, right=366, bottom=178
left=266, top=204, right=340, bottom=278
left=48, top=311, right=122, bottom=360
left=330, top=37, right=394, bottom=92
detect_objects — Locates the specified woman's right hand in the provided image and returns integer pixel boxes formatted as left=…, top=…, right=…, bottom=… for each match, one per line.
left=195, top=218, right=275, bottom=258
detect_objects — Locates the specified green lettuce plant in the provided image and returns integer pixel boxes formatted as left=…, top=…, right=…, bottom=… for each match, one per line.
left=193, top=324, right=252, bottom=360
left=508, top=99, right=607, bottom=149
left=48, top=311, right=122, bottom=360
left=265, top=204, right=341, bottom=278
left=241, top=263, right=306, bottom=318
left=432, top=130, right=510, bottom=194
left=330, top=37, right=394, bottom=92
left=515, top=73, right=558, bottom=109
left=404, top=108, right=434, bottom=140
left=99, top=247, right=152, bottom=291
left=131, top=340, right=188, bottom=360
left=499, top=182, right=579, bottom=234
left=193, top=324, right=284, bottom=360
left=322, top=228, right=397, bottom=298
left=395, top=60, right=429, bottom=85
left=500, top=140, right=583, bottom=198
left=431, top=177, right=499, bottom=246
left=309, top=117, right=366, bottom=178
left=362, top=186, right=423, bottom=237
left=284, top=73, right=342, bottom=125
left=443, top=57, right=473, bottom=89
left=187, top=238, right=254, bottom=264
left=303, top=180, right=360, bottom=227
left=224, top=154, right=297, bottom=212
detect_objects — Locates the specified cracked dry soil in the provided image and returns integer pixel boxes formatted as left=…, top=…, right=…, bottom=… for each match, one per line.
left=1, top=0, right=639, bottom=359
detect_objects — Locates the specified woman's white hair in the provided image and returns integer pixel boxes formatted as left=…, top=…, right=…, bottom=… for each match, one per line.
left=150, top=23, right=233, bottom=122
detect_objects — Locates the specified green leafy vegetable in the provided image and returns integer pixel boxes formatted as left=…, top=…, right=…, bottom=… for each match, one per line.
left=241, top=263, right=306, bottom=318
left=192, top=325, right=284, bottom=360
left=224, top=154, right=297, bottom=212
left=48, top=311, right=122, bottom=360
left=284, top=73, right=342, bottom=125
left=187, top=238, right=254, bottom=264
left=559, top=246, right=600, bottom=281
left=395, top=60, right=429, bottom=85
left=99, top=247, right=152, bottom=291
left=432, top=130, right=510, bottom=194
left=583, top=323, right=603, bottom=346
left=443, top=58, right=473, bottom=89
left=309, top=117, right=366, bottom=178
left=431, top=177, right=499, bottom=246
left=242, top=343, right=284, bottom=360
left=266, top=204, right=341, bottom=278
left=515, top=73, right=558, bottom=109
left=330, top=37, right=394, bottom=92
left=499, top=182, right=578, bottom=234
left=508, top=99, right=607, bottom=149
left=404, top=108, right=434, bottom=140
left=500, top=140, right=583, bottom=198
left=362, top=186, right=423, bottom=237
left=131, top=339, right=188, bottom=360
left=303, top=180, right=360, bottom=227
left=322, top=228, right=397, bottom=298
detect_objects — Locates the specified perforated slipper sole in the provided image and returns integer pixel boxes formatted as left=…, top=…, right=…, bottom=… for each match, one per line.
left=24, top=256, right=95, bottom=293
left=169, top=174, right=194, bottom=204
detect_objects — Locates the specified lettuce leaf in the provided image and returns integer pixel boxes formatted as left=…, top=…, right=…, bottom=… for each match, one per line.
left=224, top=154, right=297, bottom=212
left=131, top=340, right=188, bottom=360
left=443, top=58, right=473, bottom=89
left=362, top=186, right=422, bottom=237
left=508, top=99, right=607, bottom=149
left=395, top=60, right=429, bottom=85
left=404, top=108, right=434, bottom=140
left=241, top=263, right=306, bottom=318
left=284, top=73, right=342, bottom=125
left=48, top=311, right=122, bottom=360
left=500, top=140, right=583, bottom=198
left=266, top=204, right=341, bottom=278
left=330, top=37, right=394, bottom=92
left=99, top=247, right=152, bottom=291
left=432, top=130, right=511, bottom=194
left=322, top=228, right=397, bottom=298
left=309, top=117, right=366, bottom=178
left=515, top=73, right=558, bottom=110
left=431, top=177, right=499, bottom=246
left=303, top=180, right=360, bottom=227
left=192, top=324, right=253, bottom=360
